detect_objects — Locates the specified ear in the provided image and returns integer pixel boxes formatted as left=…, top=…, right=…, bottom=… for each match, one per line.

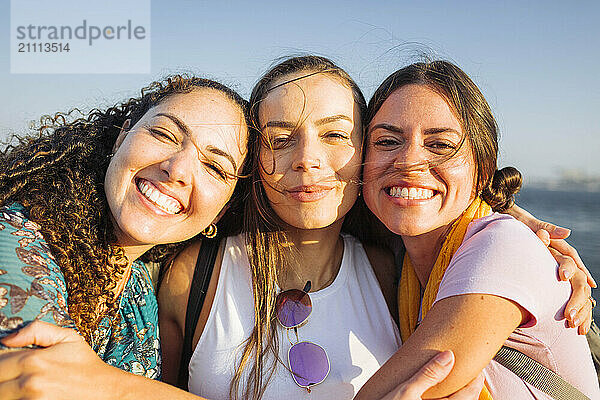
left=112, top=119, right=131, bottom=153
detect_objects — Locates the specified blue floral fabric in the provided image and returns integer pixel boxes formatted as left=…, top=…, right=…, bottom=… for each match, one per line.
left=0, top=203, right=161, bottom=379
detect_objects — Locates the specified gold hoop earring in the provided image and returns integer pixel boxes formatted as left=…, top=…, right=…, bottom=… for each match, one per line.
left=201, top=223, right=217, bottom=239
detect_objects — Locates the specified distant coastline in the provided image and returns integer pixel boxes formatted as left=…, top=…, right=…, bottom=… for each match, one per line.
left=525, top=171, right=600, bottom=193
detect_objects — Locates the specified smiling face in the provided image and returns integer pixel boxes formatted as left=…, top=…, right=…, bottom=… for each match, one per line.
left=257, top=72, right=362, bottom=230
left=104, top=88, right=247, bottom=248
left=363, top=84, right=476, bottom=238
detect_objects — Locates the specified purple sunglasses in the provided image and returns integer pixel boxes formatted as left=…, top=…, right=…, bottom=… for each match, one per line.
left=275, top=281, right=330, bottom=392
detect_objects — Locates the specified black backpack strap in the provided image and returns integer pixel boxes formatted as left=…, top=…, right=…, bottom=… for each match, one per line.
left=176, top=238, right=221, bottom=390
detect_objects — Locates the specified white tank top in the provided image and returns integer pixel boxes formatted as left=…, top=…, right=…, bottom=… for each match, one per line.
left=188, top=233, right=401, bottom=399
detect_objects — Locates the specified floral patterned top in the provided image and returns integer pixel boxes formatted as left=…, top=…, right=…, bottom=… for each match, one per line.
left=0, top=203, right=161, bottom=379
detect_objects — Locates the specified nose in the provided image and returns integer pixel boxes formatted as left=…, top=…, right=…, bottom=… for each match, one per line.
left=393, top=140, right=430, bottom=172
left=160, top=146, right=195, bottom=185
left=291, top=134, right=323, bottom=172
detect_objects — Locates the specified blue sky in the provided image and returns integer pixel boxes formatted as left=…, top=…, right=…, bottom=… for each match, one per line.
left=2, top=0, right=598, bottom=181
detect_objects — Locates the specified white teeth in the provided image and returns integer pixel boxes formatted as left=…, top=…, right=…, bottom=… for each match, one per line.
left=136, top=180, right=183, bottom=214
left=388, top=186, right=434, bottom=200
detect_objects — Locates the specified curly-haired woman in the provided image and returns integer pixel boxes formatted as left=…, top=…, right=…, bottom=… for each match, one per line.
left=0, top=75, right=250, bottom=378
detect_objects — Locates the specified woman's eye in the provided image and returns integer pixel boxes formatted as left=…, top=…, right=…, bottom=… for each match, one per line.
left=149, top=128, right=177, bottom=143
left=324, top=131, right=350, bottom=141
left=428, top=141, right=456, bottom=152
left=271, top=135, right=292, bottom=149
left=205, top=162, right=228, bottom=180
left=372, top=137, right=401, bottom=148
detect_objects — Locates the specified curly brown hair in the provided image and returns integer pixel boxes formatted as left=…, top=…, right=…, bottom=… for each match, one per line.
left=0, top=75, right=248, bottom=345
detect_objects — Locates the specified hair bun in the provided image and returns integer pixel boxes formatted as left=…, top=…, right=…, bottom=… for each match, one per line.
left=482, top=166, right=522, bottom=212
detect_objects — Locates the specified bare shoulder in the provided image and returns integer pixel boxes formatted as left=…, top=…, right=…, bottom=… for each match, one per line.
left=158, top=240, right=202, bottom=319
left=363, top=243, right=398, bottom=321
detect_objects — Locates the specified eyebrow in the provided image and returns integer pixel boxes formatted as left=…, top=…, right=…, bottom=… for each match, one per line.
left=206, top=145, right=237, bottom=172
left=369, top=123, right=460, bottom=136
left=423, top=127, right=461, bottom=136
left=264, top=120, right=297, bottom=130
left=154, top=113, right=192, bottom=137
left=369, top=123, right=403, bottom=133
left=315, top=114, right=353, bottom=126
left=263, top=114, right=352, bottom=130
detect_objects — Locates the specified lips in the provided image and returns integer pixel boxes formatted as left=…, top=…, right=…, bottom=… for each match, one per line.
left=136, top=178, right=184, bottom=214
left=287, top=185, right=334, bottom=203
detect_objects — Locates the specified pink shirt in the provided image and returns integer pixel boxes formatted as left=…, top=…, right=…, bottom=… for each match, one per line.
left=434, top=213, right=599, bottom=399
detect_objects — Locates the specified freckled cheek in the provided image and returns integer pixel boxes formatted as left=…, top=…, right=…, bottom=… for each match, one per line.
left=258, top=167, right=283, bottom=199
left=363, top=151, right=393, bottom=184
left=192, top=185, right=232, bottom=218
left=440, top=159, right=477, bottom=201
left=336, top=158, right=361, bottom=184
left=258, top=147, right=288, bottom=175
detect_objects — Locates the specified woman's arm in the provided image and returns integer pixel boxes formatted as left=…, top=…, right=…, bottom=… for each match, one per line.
left=357, top=216, right=585, bottom=400
left=0, top=204, right=76, bottom=351
left=355, top=293, right=525, bottom=399
left=0, top=322, right=205, bottom=400
left=503, top=204, right=594, bottom=332
left=380, top=351, right=483, bottom=400
left=0, top=321, right=472, bottom=400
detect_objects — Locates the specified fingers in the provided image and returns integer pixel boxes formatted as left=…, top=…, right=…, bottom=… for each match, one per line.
left=548, top=227, right=571, bottom=240
left=392, top=351, right=455, bottom=399
left=506, top=204, right=571, bottom=239
left=577, top=301, right=593, bottom=335
left=445, top=372, right=485, bottom=400
left=0, top=378, right=29, bottom=400
left=550, top=248, right=594, bottom=333
left=0, top=321, right=78, bottom=348
left=0, top=350, right=25, bottom=382
left=552, top=248, right=578, bottom=282
left=535, top=229, right=551, bottom=247
left=549, top=239, right=596, bottom=287
left=0, top=355, right=50, bottom=400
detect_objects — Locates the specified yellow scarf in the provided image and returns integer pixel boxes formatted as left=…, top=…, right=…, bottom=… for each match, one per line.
left=398, top=197, right=492, bottom=400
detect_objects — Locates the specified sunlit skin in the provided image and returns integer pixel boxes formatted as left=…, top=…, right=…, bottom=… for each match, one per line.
left=105, top=89, right=247, bottom=262
left=363, top=84, right=476, bottom=271
left=357, top=84, right=594, bottom=400
left=258, top=73, right=363, bottom=232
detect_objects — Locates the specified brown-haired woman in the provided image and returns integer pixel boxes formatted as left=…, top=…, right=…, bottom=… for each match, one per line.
left=356, top=61, right=600, bottom=399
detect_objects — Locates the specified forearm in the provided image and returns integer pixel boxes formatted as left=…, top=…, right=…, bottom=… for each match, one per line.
left=355, top=294, right=523, bottom=400
left=111, top=368, right=206, bottom=400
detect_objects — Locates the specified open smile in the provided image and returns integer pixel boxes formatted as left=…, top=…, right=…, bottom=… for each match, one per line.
left=136, top=178, right=184, bottom=215
left=385, top=185, right=436, bottom=200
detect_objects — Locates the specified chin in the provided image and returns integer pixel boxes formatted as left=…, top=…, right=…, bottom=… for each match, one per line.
left=379, top=215, right=432, bottom=237
left=288, top=214, right=340, bottom=231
